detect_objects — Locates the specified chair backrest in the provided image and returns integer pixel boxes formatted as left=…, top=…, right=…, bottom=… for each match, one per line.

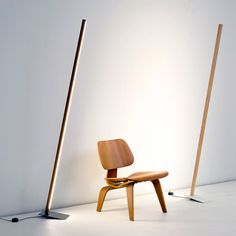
left=97, top=139, right=134, bottom=170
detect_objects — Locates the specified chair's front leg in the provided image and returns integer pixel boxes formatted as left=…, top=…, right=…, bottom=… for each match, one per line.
left=97, top=186, right=113, bottom=212
left=126, top=183, right=135, bottom=221
left=152, top=179, right=167, bottom=213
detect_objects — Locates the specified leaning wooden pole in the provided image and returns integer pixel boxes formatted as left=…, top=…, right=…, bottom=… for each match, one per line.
left=190, top=24, right=223, bottom=196
left=44, top=19, right=87, bottom=218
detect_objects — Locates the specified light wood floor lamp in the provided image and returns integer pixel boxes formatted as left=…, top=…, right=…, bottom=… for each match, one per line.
left=190, top=24, right=223, bottom=201
left=40, top=19, right=87, bottom=220
left=168, top=24, right=223, bottom=202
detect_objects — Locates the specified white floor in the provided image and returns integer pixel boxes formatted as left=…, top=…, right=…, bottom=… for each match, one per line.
left=1, top=181, right=236, bottom=236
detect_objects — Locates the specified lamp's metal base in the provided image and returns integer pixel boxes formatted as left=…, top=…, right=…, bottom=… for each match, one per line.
left=168, top=191, right=207, bottom=203
left=39, top=211, right=69, bottom=220
left=188, top=195, right=206, bottom=203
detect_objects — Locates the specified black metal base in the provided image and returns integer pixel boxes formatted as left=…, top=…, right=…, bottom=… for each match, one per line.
left=39, top=211, right=70, bottom=220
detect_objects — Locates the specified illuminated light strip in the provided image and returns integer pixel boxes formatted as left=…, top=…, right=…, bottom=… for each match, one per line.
left=41, top=19, right=87, bottom=219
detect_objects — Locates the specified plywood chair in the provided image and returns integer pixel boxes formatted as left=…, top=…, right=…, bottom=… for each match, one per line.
left=96, top=139, right=168, bottom=221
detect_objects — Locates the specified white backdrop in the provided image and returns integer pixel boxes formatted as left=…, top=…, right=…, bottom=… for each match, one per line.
left=0, top=0, right=236, bottom=216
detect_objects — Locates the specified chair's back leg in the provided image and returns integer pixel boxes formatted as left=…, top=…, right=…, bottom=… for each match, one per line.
left=152, top=179, right=167, bottom=213
left=97, top=186, right=113, bottom=212
left=126, top=183, right=135, bottom=221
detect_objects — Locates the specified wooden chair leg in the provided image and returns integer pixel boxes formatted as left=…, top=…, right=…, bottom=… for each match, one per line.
left=152, top=179, right=167, bottom=213
left=126, top=184, right=135, bottom=221
left=97, top=186, right=112, bottom=212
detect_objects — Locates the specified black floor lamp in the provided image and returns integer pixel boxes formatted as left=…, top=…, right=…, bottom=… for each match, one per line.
left=40, top=19, right=87, bottom=220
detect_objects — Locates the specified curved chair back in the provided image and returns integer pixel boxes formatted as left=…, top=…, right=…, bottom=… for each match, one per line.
left=97, top=139, right=134, bottom=170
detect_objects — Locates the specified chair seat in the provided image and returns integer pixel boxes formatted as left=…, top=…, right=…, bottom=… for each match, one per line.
left=128, top=171, right=168, bottom=182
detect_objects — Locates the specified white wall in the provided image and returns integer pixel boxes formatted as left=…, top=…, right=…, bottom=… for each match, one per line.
left=1, top=0, right=236, bottom=216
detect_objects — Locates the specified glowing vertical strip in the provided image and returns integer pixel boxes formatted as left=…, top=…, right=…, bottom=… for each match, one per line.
left=45, top=19, right=87, bottom=213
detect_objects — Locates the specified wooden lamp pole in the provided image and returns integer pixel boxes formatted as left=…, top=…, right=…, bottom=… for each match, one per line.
left=190, top=24, right=223, bottom=197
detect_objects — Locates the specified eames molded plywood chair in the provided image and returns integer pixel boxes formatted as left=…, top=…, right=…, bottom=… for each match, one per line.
left=96, top=139, right=168, bottom=221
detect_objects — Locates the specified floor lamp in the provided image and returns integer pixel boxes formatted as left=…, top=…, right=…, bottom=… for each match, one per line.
left=189, top=24, right=223, bottom=202
left=169, top=24, right=223, bottom=203
left=40, top=19, right=87, bottom=220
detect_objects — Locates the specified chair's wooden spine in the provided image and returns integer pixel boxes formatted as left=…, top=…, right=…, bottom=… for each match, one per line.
left=107, top=169, right=117, bottom=178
